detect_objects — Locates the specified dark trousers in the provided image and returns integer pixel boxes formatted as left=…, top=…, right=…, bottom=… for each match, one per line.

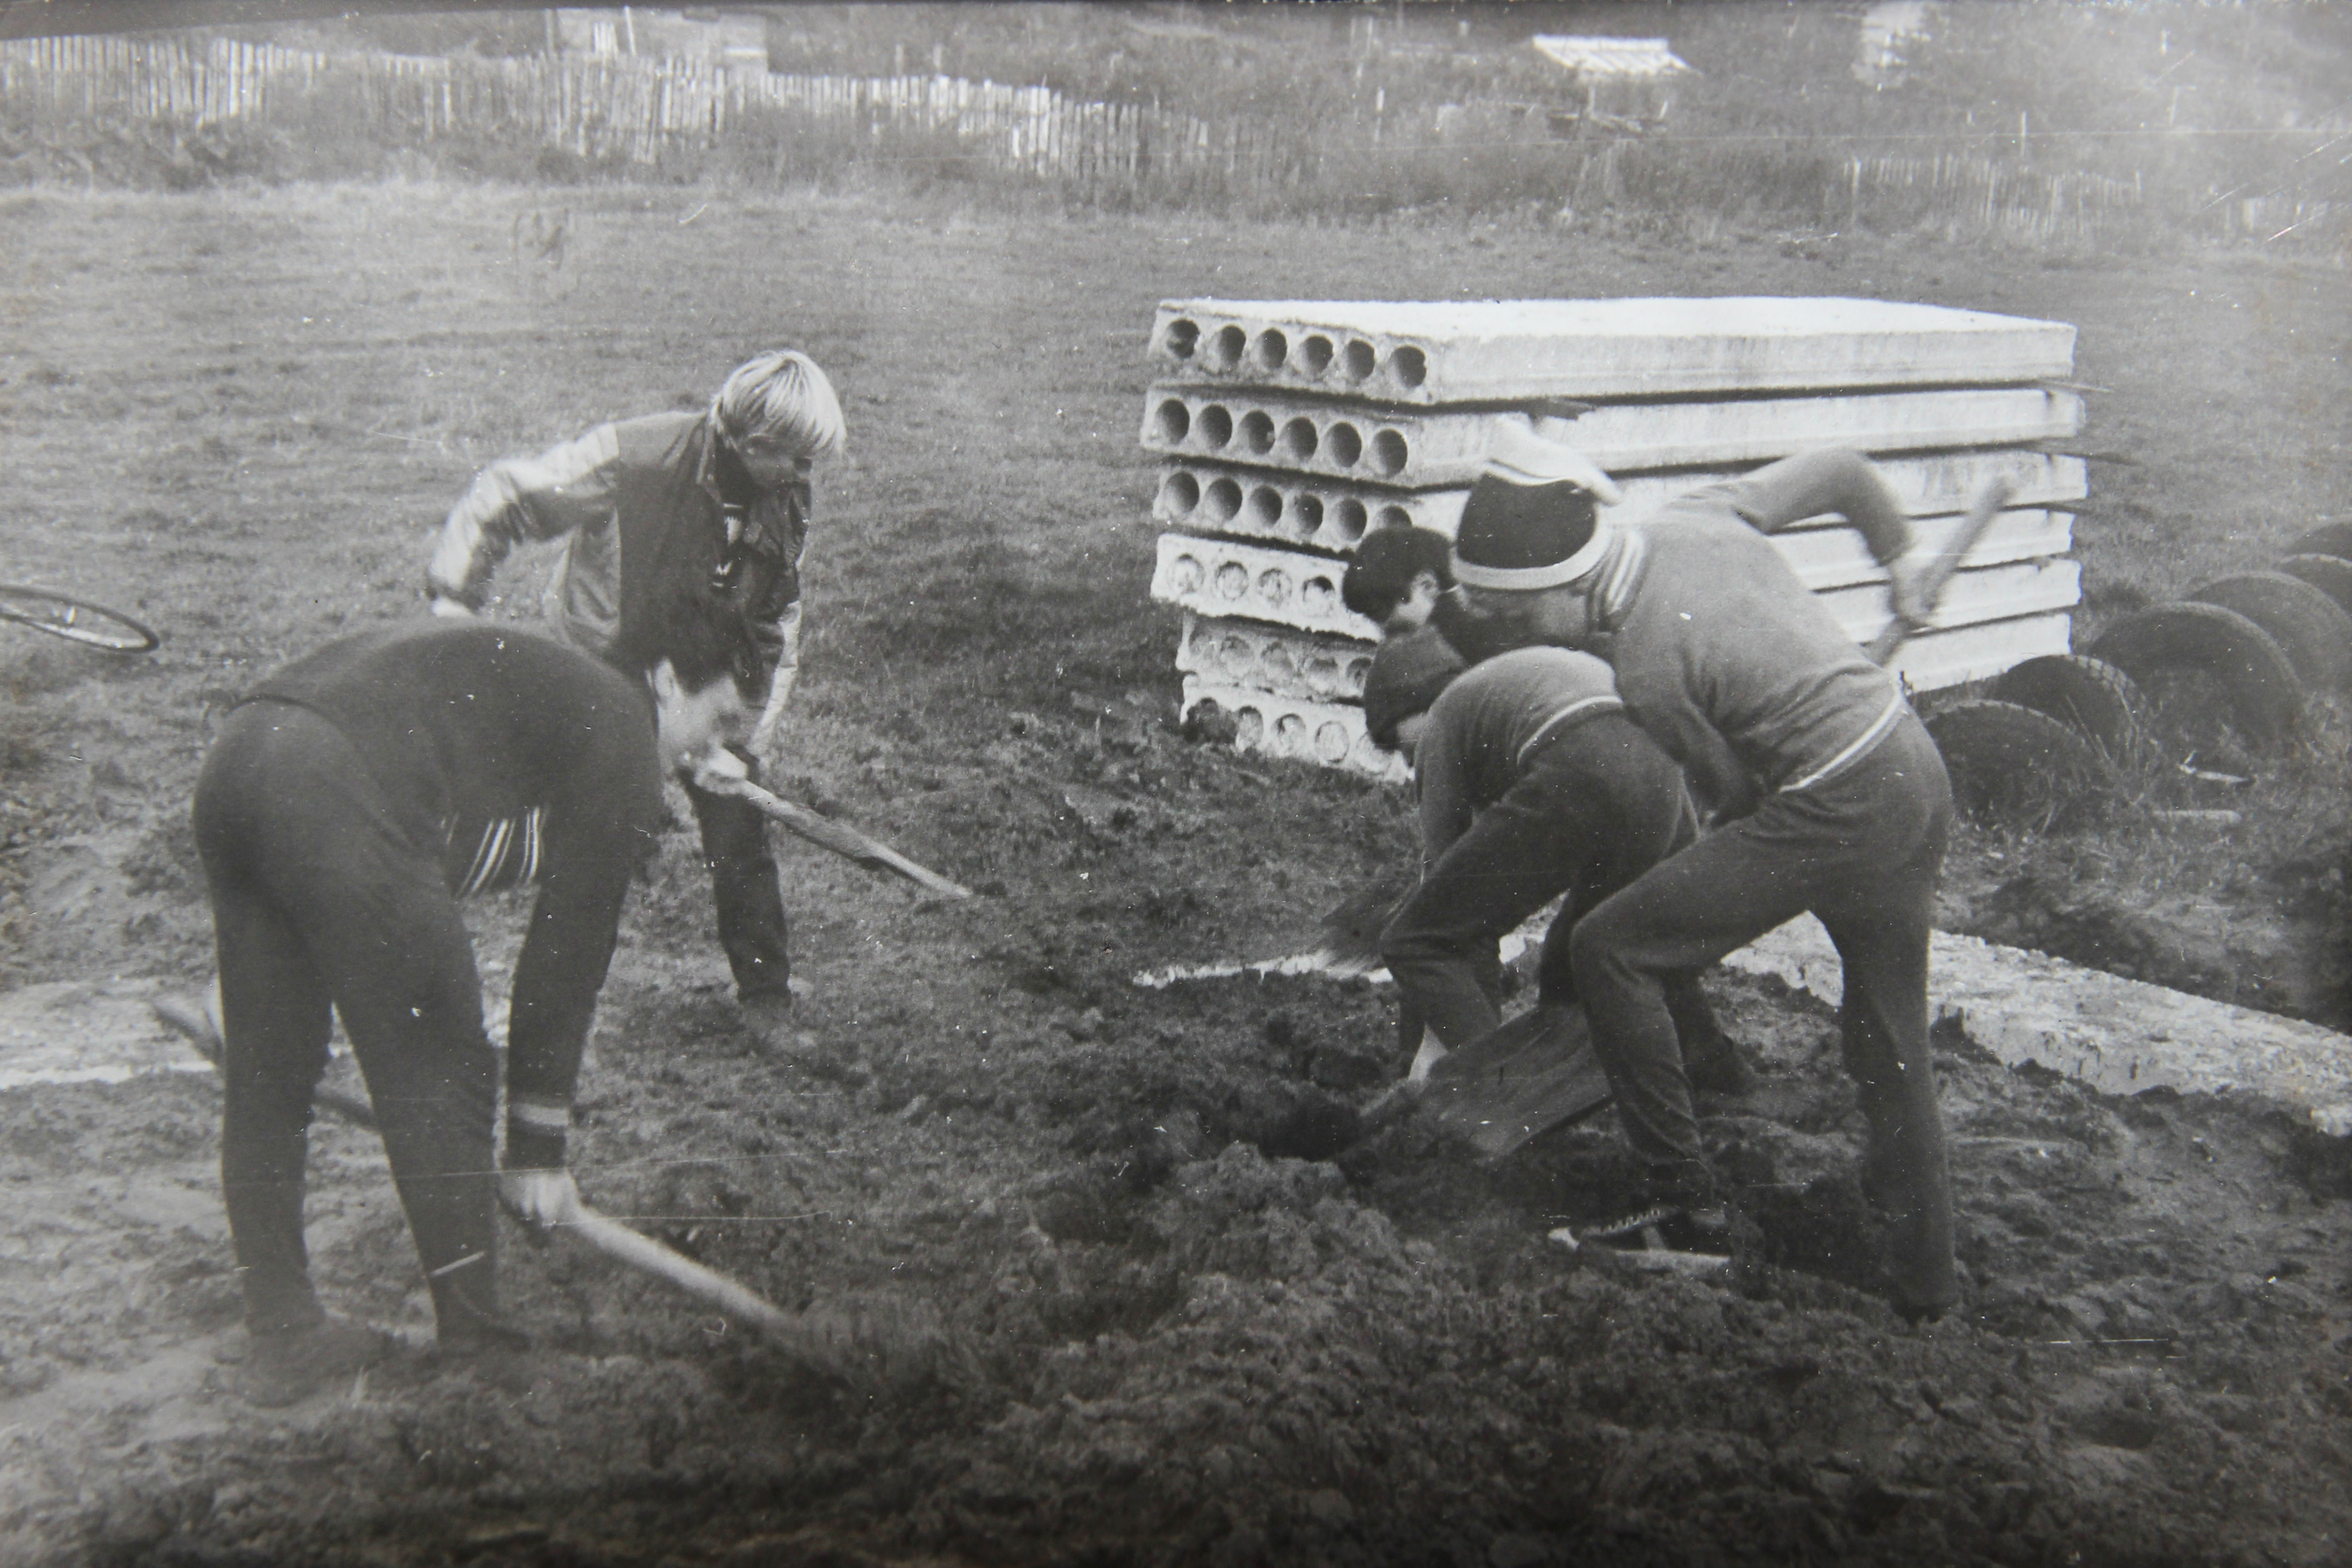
left=1382, top=718, right=1726, bottom=1060
left=1569, top=714, right=1956, bottom=1312
left=682, top=750, right=792, bottom=1002
left=193, top=704, right=506, bottom=1345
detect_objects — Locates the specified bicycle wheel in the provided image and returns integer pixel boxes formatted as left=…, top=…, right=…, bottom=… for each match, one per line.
left=0, top=584, right=161, bottom=652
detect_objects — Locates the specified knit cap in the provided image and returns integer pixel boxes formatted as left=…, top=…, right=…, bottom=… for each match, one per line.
left=1451, top=421, right=1624, bottom=592
left=1361, top=626, right=1468, bottom=750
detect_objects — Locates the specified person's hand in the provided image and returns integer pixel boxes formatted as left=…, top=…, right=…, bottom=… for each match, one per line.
left=1885, top=548, right=1936, bottom=629
left=689, top=744, right=750, bottom=793
left=498, top=1166, right=582, bottom=1229
left=429, top=595, right=477, bottom=620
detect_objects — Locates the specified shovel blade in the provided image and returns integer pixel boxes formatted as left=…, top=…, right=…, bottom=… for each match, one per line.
left=1421, top=1005, right=1612, bottom=1162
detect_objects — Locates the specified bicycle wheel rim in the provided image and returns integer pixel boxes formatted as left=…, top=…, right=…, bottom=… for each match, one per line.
left=0, top=585, right=161, bottom=652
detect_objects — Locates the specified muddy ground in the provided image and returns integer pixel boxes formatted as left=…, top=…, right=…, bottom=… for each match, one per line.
left=1, top=183, right=2348, bottom=1565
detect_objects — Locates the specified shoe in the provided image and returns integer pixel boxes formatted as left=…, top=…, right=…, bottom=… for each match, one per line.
left=431, top=1318, right=546, bottom=1394
left=1573, top=1163, right=1732, bottom=1257
left=234, top=1317, right=394, bottom=1407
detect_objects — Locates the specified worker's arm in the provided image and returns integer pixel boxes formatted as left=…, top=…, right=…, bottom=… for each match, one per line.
left=1726, top=447, right=1931, bottom=624
left=426, top=424, right=624, bottom=612
left=1413, top=714, right=1475, bottom=874
left=748, top=599, right=802, bottom=765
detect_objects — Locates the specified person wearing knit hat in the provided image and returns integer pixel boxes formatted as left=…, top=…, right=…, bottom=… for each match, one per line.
left=1452, top=435, right=1957, bottom=1320
left=1370, top=644, right=1749, bottom=1100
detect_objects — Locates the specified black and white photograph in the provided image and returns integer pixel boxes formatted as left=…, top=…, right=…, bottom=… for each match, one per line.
left=0, top=1, right=2346, bottom=1562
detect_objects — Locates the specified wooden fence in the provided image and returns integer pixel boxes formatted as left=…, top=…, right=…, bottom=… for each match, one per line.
left=5, top=33, right=2330, bottom=250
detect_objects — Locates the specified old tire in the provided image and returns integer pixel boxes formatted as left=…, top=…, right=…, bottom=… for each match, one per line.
left=2278, top=554, right=2352, bottom=618
left=2087, top=601, right=2303, bottom=748
left=2283, top=520, right=2352, bottom=563
left=2185, top=571, right=2352, bottom=694
left=1987, top=654, right=2159, bottom=770
left=1924, top=699, right=2110, bottom=831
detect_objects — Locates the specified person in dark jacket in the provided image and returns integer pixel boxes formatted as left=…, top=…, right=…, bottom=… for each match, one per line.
left=1340, top=523, right=1519, bottom=664
left=1450, top=426, right=1956, bottom=1318
left=192, top=608, right=760, bottom=1404
left=423, top=350, right=844, bottom=1053
left=1363, top=636, right=1746, bottom=1097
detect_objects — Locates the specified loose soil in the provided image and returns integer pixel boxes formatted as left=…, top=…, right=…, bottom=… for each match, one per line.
left=0, top=183, right=2347, bottom=1566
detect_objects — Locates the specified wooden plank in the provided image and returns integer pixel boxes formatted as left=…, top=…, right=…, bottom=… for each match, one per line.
left=1151, top=296, right=2077, bottom=404
left=1179, top=676, right=1407, bottom=783
left=1174, top=613, right=1375, bottom=705
left=1141, top=385, right=2084, bottom=486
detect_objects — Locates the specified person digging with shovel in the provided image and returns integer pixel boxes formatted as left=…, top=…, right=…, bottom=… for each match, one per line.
left=188, top=603, right=762, bottom=1405
left=424, top=349, right=845, bottom=1058
left=1450, top=427, right=1960, bottom=1320
left=1362, top=632, right=1751, bottom=1100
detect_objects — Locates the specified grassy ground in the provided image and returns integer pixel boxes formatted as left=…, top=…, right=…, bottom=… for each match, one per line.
left=0, top=181, right=2348, bottom=1565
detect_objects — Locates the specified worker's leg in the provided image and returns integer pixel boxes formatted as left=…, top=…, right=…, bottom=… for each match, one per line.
left=196, top=709, right=340, bottom=1338
left=682, top=750, right=792, bottom=1003
left=1569, top=819, right=1818, bottom=1195
left=1812, top=719, right=1957, bottom=1316
left=298, top=866, right=506, bottom=1347
left=1380, top=751, right=1598, bottom=1053
left=220, top=708, right=509, bottom=1347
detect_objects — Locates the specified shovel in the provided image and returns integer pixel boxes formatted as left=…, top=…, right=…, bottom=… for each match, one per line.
left=1865, top=474, right=2017, bottom=665
left=150, top=995, right=941, bottom=1384
left=696, top=769, right=973, bottom=901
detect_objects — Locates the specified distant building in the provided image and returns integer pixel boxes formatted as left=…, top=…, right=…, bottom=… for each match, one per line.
left=1528, top=36, right=1695, bottom=133
left=551, top=8, right=769, bottom=70
left=1854, top=2, right=1937, bottom=90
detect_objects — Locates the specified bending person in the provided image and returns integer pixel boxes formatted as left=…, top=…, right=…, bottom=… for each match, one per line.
left=1364, top=632, right=1746, bottom=1097
left=193, top=609, right=759, bottom=1403
left=1449, top=429, right=1956, bottom=1317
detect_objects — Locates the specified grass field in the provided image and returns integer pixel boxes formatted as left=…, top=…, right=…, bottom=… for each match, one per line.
left=1, top=181, right=2349, bottom=1564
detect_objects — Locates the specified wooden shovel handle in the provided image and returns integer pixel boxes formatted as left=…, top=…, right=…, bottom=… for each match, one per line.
left=704, top=774, right=974, bottom=900
left=1867, top=473, right=2017, bottom=665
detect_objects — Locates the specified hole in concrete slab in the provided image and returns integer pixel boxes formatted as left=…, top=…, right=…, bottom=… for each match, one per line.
left=1315, top=721, right=1352, bottom=763
left=1239, top=409, right=1276, bottom=456
left=1275, top=712, right=1308, bottom=753
left=1257, top=568, right=1294, bottom=609
left=1161, top=318, right=1199, bottom=360
left=1152, top=399, right=1190, bottom=444
left=1299, top=334, right=1334, bottom=376
left=1344, top=655, right=1372, bottom=691
left=1333, top=499, right=1369, bottom=543
left=1235, top=706, right=1265, bottom=749
left=1280, top=417, right=1320, bottom=464
left=1261, top=643, right=1297, bottom=680
left=1303, top=655, right=1340, bottom=693
left=1214, top=562, right=1250, bottom=601
left=1372, top=503, right=1412, bottom=532
left=1246, top=486, right=1283, bottom=532
left=1201, top=477, right=1243, bottom=524
left=1370, top=428, right=1409, bottom=477
left=1343, top=339, right=1377, bottom=380
left=1326, top=423, right=1363, bottom=468
left=1291, top=493, right=1324, bottom=539
left=1253, top=329, right=1287, bottom=372
left=1218, top=634, right=1256, bottom=680
left=1196, top=403, right=1233, bottom=449
left=1208, top=324, right=1246, bottom=369
left=1301, top=575, right=1337, bottom=617
left=1170, top=554, right=1204, bottom=593
left=1158, top=469, right=1200, bottom=518
left=1392, top=344, right=1428, bottom=389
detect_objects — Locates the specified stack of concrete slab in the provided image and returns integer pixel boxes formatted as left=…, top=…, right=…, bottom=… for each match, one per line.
left=1144, top=296, right=2087, bottom=778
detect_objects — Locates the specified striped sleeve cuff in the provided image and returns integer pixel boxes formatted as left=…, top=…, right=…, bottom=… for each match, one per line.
left=505, top=1092, right=572, bottom=1171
